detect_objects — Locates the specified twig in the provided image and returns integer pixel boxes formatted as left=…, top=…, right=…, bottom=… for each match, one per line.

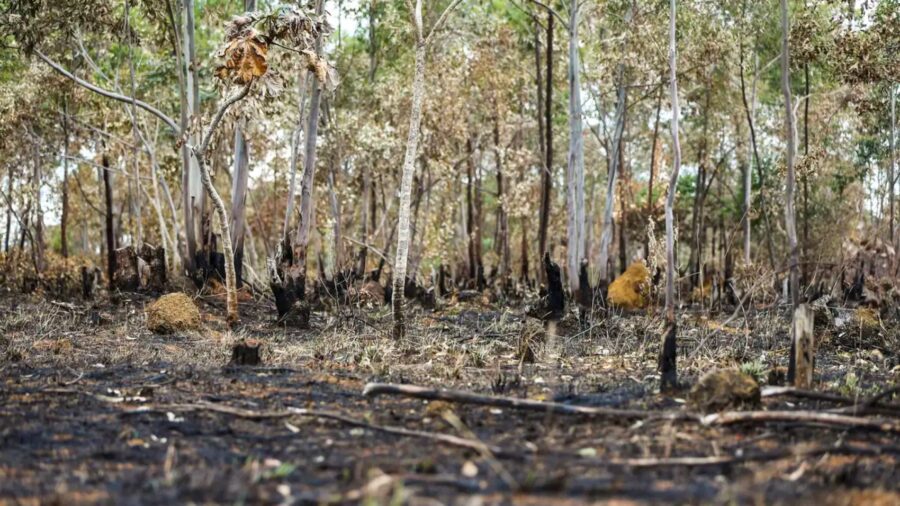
left=702, top=410, right=900, bottom=433
left=363, top=383, right=695, bottom=421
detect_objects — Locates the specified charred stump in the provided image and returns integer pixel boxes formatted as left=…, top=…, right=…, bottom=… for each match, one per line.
left=112, top=246, right=140, bottom=292
left=230, top=339, right=262, bottom=366
left=268, top=236, right=310, bottom=328
left=138, top=244, right=167, bottom=292
left=576, top=259, right=593, bottom=309
left=659, top=322, right=678, bottom=392
left=527, top=253, right=565, bottom=321
left=81, top=266, right=100, bottom=299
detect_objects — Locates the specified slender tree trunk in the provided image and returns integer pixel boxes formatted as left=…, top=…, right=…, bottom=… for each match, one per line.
left=598, top=67, right=627, bottom=290
left=103, top=155, right=116, bottom=286
left=181, top=0, right=202, bottom=271
left=802, top=61, right=810, bottom=283
left=494, top=115, right=510, bottom=289
left=688, top=89, right=710, bottom=290
left=891, top=84, right=896, bottom=248
left=661, top=0, right=681, bottom=392
left=60, top=98, right=69, bottom=258
left=739, top=40, right=776, bottom=270
left=537, top=11, right=553, bottom=273
left=31, top=143, right=44, bottom=273
left=644, top=84, right=662, bottom=262
left=327, top=153, right=343, bottom=274
left=4, top=165, right=11, bottom=252
left=782, top=0, right=802, bottom=384
left=192, top=83, right=252, bottom=327
left=565, top=0, right=585, bottom=295
left=284, top=74, right=309, bottom=238
left=466, top=137, right=476, bottom=281
left=781, top=0, right=799, bottom=309
left=392, top=37, right=427, bottom=338
left=231, top=121, right=250, bottom=287
left=126, top=0, right=142, bottom=249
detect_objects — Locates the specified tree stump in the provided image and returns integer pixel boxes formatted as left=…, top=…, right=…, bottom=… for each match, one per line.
left=138, top=244, right=167, bottom=291
left=112, top=246, right=140, bottom=291
left=230, top=339, right=262, bottom=366
left=81, top=266, right=100, bottom=299
left=791, top=303, right=815, bottom=388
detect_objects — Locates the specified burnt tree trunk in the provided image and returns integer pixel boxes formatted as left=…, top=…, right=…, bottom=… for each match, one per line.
left=102, top=155, right=117, bottom=287
left=537, top=10, right=553, bottom=280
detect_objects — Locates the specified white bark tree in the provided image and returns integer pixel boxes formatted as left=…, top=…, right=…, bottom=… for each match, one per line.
left=565, top=0, right=585, bottom=295
left=660, top=0, right=682, bottom=391
left=392, top=0, right=462, bottom=339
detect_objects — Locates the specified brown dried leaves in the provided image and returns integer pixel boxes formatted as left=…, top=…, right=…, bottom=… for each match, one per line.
left=215, top=34, right=268, bottom=85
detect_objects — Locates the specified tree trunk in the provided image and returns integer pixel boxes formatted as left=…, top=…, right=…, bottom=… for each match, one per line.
left=4, top=165, right=11, bottom=252
left=891, top=84, right=897, bottom=249
left=537, top=10, right=553, bottom=275
left=392, top=33, right=427, bottom=339
left=688, top=89, right=710, bottom=291
left=781, top=0, right=801, bottom=381
left=644, top=84, right=663, bottom=262
left=31, top=143, right=44, bottom=273
left=60, top=98, right=69, bottom=258
left=597, top=67, right=627, bottom=291
left=565, top=0, right=585, bottom=295
left=494, top=115, right=510, bottom=289
left=127, top=0, right=142, bottom=249
left=661, top=0, right=681, bottom=392
left=172, top=0, right=202, bottom=271
left=103, top=155, right=116, bottom=287
left=231, top=121, right=250, bottom=287
left=739, top=35, right=776, bottom=270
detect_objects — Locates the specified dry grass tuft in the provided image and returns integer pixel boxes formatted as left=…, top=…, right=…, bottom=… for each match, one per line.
left=146, top=293, right=202, bottom=334
left=607, top=261, right=650, bottom=310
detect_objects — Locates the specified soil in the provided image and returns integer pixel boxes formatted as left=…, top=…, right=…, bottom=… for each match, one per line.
left=1, top=291, right=899, bottom=505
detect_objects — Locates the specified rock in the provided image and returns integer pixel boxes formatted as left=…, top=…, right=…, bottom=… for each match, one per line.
left=146, top=293, right=202, bottom=334
left=607, top=261, right=650, bottom=310
left=688, top=368, right=760, bottom=413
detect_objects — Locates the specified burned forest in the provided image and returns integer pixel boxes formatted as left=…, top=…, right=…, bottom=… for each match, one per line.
left=1, top=0, right=900, bottom=504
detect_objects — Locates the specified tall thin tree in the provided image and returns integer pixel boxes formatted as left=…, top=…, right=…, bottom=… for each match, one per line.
left=392, top=0, right=462, bottom=339
left=660, top=0, right=681, bottom=392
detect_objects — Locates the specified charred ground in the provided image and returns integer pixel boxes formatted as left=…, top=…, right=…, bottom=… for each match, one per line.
left=1, top=290, right=899, bottom=505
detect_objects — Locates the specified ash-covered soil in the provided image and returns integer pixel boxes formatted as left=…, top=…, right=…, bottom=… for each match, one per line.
left=1, top=293, right=899, bottom=505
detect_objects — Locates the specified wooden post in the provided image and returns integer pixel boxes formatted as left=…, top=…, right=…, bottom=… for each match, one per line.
left=791, top=303, right=815, bottom=388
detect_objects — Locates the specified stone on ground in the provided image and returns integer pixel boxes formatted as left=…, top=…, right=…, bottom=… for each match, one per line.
left=145, top=292, right=202, bottom=334
left=688, top=368, right=760, bottom=413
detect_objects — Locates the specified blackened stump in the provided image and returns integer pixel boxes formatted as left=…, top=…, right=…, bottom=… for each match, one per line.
left=660, top=322, right=678, bottom=392
left=230, top=339, right=262, bottom=366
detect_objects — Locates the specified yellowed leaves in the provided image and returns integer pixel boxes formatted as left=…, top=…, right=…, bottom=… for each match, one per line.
left=216, top=35, right=268, bottom=85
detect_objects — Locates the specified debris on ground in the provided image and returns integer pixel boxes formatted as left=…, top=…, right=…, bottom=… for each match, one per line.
left=688, top=368, right=761, bottom=412
left=607, top=261, right=650, bottom=310
left=145, top=292, right=202, bottom=334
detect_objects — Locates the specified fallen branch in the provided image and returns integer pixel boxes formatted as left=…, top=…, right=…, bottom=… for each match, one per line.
left=762, top=386, right=900, bottom=417
left=122, top=401, right=519, bottom=458
left=702, top=410, right=900, bottom=433
left=363, top=382, right=695, bottom=421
